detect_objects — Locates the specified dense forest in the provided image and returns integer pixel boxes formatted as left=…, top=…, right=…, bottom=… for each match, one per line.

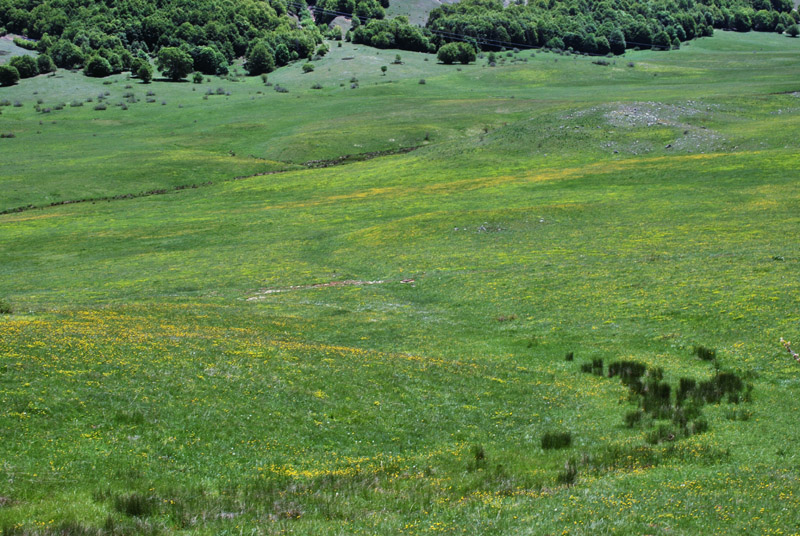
left=0, top=0, right=325, bottom=78
left=423, top=0, right=800, bottom=54
left=0, top=0, right=798, bottom=81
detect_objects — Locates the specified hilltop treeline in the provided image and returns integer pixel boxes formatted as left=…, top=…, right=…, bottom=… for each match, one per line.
left=425, top=0, right=799, bottom=54
left=1, top=0, right=798, bottom=77
left=0, top=0, right=323, bottom=75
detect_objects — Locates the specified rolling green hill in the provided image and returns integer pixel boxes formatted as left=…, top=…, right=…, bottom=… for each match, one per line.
left=1, top=31, right=800, bottom=535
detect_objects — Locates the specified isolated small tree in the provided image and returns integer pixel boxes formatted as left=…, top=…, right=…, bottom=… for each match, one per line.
left=9, top=55, right=38, bottom=78
left=192, top=46, right=228, bottom=75
left=131, top=57, right=144, bottom=74
left=37, top=54, right=55, bottom=74
left=437, top=42, right=473, bottom=64
left=245, top=43, right=275, bottom=75
left=274, top=43, right=290, bottom=66
left=0, top=65, right=20, bottom=87
left=84, top=56, right=113, bottom=77
left=380, top=65, right=387, bottom=75
left=157, top=47, right=193, bottom=81
left=437, top=42, right=459, bottom=64
left=607, top=27, right=626, bottom=55
left=137, top=62, right=153, bottom=83
left=456, top=42, right=476, bottom=64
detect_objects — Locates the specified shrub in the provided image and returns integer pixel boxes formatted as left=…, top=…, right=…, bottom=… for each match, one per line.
left=9, top=55, right=38, bottom=78
left=542, top=431, right=572, bottom=450
left=608, top=360, right=646, bottom=383
left=311, top=83, right=323, bottom=89
left=437, top=42, right=476, bottom=64
left=0, top=299, right=12, bottom=314
left=645, top=424, right=675, bottom=444
left=694, top=345, right=716, bottom=361
left=302, top=62, right=315, bottom=73
left=689, top=418, right=708, bottom=435
left=466, top=444, right=487, bottom=471
left=274, top=85, right=289, bottom=93
left=137, top=63, right=153, bottom=83
left=581, top=358, right=604, bottom=375
left=0, top=65, right=19, bottom=87
left=418, top=78, right=425, bottom=84
left=192, top=72, right=204, bottom=84
left=641, top=380, right=672, bottom=418
left=696, top=371, right=744, bottom=404
left=624, top=409, right=643, bottom=427
left=37, top=54, right=55, bottom=74
left=564, top=351, right=574, bottom=361
left=557, top=459, right=577, bottom=486
left=94, top=103, right=107, bottom=111
left=50, top=39, right=84, bottom=69
left=84, top=56, right=113, bottom=77
left=191, top=45, right=228, bottom=75
left=245, top=43, right=275, bottom=75
left=676, top=377, right=697, bottom=405
left=113, top=493, right=154, bottom=517
left=787, top=24, right=800, bottom=37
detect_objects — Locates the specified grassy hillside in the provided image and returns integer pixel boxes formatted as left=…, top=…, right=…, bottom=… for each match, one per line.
left=1, top=31, right=800, bottom=534
left=384, top=0, right=460, bottom=25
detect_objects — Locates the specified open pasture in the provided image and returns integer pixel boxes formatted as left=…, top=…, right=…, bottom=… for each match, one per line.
left=1, top=32, right=800, bottom=534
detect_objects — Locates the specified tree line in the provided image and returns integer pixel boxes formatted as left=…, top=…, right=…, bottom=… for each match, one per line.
left=424, top=0, right=799, bottom=55
left=0, top=0, right=325, bottom=80
left=1, top=0, right=798, bottom=84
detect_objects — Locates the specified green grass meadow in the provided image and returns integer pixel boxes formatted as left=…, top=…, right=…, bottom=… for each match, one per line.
left=1, top=32, right=800, bottom=534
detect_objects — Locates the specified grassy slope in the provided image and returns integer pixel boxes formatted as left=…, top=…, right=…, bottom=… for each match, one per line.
left=384, top=0, right=460, bottom=25
left=0, top=36, right=36, bottom=65
left=1, top=32, right=800, bottom=534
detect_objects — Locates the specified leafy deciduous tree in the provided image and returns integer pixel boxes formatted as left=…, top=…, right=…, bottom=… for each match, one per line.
left=157, top=47, right=193, bottom=81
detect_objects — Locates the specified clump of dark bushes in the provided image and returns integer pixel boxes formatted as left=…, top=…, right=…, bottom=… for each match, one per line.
left=694, top=345, right=716, bottom=361
left=580, top=358, right=604, bottom=376
left=576, top=345, right=752, bottom=444
left=113, top=493, right=155, bottom=517
left=542, top=431, right=572, bottom=450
